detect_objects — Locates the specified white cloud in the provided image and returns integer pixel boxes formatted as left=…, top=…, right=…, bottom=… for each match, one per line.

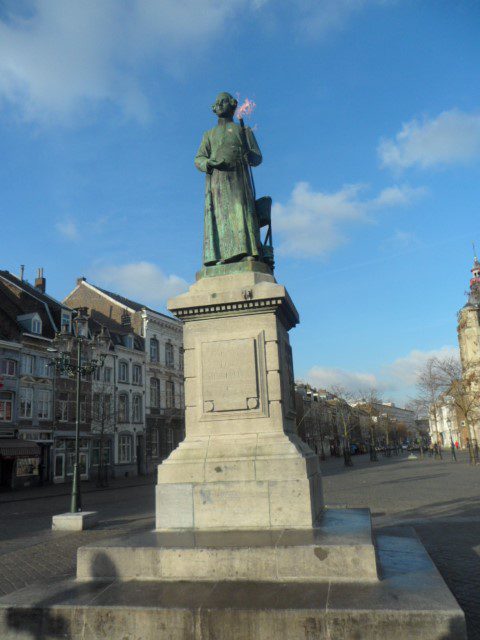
left=273, top=181, right=425, bottom=258
left=371, top=184, right=427, bottom=208
left=305, top=365, right=381, bottom=395
left=385, top=346, right=459, bottom=387
left=304, top=345, right=459, bottom=404
left=0, top=0, right=258, bottom=123
left=379, top=109, right=480, bottom=171
left=295, top=0, right=393, bottom=40
left=92, top=261, right=188, bottom=305
left=55, top=217, right=79, bottom=240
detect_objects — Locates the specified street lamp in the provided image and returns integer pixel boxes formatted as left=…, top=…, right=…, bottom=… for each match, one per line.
left=48, top=310, right=108, bottom=513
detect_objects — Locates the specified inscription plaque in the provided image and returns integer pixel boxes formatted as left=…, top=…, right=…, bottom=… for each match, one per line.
left=202, top=338, right=258, bottom=412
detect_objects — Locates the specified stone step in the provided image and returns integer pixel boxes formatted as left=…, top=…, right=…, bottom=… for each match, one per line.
left=0, top=530, right=466, bottom=639
left=77, top=509, right=378, bottom=583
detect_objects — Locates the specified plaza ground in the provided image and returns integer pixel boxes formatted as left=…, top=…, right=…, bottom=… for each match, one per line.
left=0, top=451, right=479, bottom=639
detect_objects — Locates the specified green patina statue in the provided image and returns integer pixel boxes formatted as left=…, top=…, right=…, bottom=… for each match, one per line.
left=195, top=92, right=268, bottom=268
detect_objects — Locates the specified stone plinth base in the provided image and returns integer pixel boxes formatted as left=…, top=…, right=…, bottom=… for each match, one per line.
left=52, top=511, right=98, bottom=531
left=77, top=509, right=378, bottom=583
left=0, top=529, right=466, bottom=639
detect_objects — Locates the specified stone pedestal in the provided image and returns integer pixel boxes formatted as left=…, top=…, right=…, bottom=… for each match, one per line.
left=156, top=267, right=323, bottom=531
left=0, top=264, right=467, bottom=639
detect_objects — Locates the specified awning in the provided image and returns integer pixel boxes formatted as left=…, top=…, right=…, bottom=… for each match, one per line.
left=0, top=439, right=41, bottom=458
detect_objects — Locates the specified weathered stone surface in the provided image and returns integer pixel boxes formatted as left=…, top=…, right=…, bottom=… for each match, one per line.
left=157, top=272, right=322, bottom=531
left=78, top=509, right=378, bottom=583
left=0, top=529, right=466, bottom=639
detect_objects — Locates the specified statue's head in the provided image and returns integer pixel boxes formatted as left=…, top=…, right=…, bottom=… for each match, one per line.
left=212, top=92, right=237, bottom=117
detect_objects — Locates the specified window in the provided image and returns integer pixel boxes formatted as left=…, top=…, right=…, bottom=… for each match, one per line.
left=19, top=387, right=33, bottom=419
left=31, top=317, right=42, bottom=334
left=166, top=381, right=175, bottom=408
left=0, top=359, right=17, bottom=377
left=150, top=338, right=159, bottom=363
left=133, top=364, right=142, bottom=385
left=132, top=394, right=142, bottom=422
left=80, top=397, right=87, bottom=423
left=92, top=439, right=111, bottom=466
left=123, top=335, right=134, bottom=349
left=0, top=392, right=13, bottom=421
left=37, top=389, right=51, bottom=420
left=118, top=361, right=128, bottom=383
left=179, top=348, right=184, bottom=371
left=93, top=393, right=100, bottom=420
left=104, top=367, right=112, bottom=383
left=165, top=343, right=174, bottom=368
left=93, top=367, right=102, bottom=381
left=21, top=354, right=34, bottom=375
left=150, top=378, right=160, bottom=408
left=118, top=434, right=133, bottom=463
left=151, top=428, right=159, bottom=458
left=61, top=311, right=71, bottom=334
left=37, top=357, right=51, bottom=378
left=57, top=396, right=69, bottom=422
left=118, top=394, right=129, bottom=422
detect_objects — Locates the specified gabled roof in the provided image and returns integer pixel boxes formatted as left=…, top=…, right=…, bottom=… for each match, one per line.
left=79, top=281, right=175, bottom=321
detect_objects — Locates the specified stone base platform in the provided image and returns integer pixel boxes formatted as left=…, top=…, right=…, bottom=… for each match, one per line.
left=0, top=529, right=466, bottom=640
left=77, top=509, right=378, bottom=583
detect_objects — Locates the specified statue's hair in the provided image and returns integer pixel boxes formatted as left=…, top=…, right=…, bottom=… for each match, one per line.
left=212, top=93, right=238, bottom=115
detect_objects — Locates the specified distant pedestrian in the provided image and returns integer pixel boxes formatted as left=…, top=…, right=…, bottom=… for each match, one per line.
left=450, top=441, right=457, bottom=462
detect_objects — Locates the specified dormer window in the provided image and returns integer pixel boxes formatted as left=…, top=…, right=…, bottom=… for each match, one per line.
left=123, top=335, right=134, bottom=349
left=17, top=312, right=42, bottom=335
left=61, top=311, right=71, bottom=334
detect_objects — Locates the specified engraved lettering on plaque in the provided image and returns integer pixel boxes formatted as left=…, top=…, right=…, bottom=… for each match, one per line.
left=202, top=338, right=258, bottom=412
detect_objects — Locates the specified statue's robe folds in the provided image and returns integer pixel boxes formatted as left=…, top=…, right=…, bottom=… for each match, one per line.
left=195, top=121, right=262, bottom=266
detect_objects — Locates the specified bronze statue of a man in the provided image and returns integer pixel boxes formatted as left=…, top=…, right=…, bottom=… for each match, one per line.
left=195, top=92, right=262, bottom=266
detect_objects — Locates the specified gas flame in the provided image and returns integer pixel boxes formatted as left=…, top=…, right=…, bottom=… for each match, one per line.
left=235, top=96, right=256, bottom=120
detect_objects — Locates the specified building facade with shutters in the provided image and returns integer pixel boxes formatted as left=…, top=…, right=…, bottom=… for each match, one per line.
left=64, top=278, right=184, bottom=475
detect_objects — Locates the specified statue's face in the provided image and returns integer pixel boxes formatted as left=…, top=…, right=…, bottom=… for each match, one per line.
left=213, top=93, right=236, bottom=117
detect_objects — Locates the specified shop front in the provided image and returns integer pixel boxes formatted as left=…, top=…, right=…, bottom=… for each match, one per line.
left=0, top=439, right=41, bottom=490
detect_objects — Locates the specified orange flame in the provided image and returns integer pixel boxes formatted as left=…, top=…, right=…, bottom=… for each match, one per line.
left=235, top=96, right=256, bottom=120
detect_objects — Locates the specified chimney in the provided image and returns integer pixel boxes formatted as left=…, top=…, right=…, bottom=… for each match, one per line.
left=19, top=265, right=25, bottom=281
left=76, top=276, right=87, bottom=286
left=35, top=268, right=46, bottom=293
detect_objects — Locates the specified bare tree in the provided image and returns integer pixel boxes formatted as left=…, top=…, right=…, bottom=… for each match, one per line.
left=92, top=384, right=114, bottom=487
left=354, top=388, right=383, bottom=462
left=434, top=357, right=480, bottom=465
left=329, top=386, right=362, bottom=467
left=415, top=357, right=449, bottom=459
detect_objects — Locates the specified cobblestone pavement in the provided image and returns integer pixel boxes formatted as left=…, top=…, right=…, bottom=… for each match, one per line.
left=322, top=450, right=480, bottom=640
left=1, top=454, right=479, bottom=638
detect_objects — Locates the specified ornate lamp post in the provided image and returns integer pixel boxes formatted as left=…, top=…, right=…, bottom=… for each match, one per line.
left=48, top=310, right=107, bottom=513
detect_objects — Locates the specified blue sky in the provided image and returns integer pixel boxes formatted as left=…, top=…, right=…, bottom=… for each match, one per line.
left=1, top=0, right=479, bottom=404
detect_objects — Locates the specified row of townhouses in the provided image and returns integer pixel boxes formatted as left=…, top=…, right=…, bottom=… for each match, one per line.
left=0, top=268, right=184, bottom=490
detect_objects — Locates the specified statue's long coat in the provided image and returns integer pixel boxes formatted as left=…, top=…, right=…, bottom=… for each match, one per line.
left=195, top=121, right=262, bottom=266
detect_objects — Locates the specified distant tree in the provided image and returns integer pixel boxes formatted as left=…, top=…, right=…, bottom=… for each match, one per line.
left=354, top=388, right=383, bottom=462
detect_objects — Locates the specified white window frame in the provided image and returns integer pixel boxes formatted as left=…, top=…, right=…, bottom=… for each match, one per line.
left=21, top=354, right=35, bottom=376
left=0, top=392, right=14, bottom=421
left=19, top=387, right=33, bottom=419
left=118, top=434, right=133, bottom=463
left=132, top=364, right=142, bottom=386
left=150, top=338, right=159, bottom=363
left=0, top=359, right=17, bottom=377
left=37, top=389, right=51, bottom=420
left=165, top=343, right=174, bottom=368
left=132, top=394, right=142, bottom=423
left=58, top=398, right=68, bottom=422
left=118, top=393, right=129, bottom=422
left=150, top=378, right=160, bottom=408
left=166, top=381, right=175, bottom=408
left=118, top=361, right=129, bottom=383
left=31, top=317, right=42, bottom=334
